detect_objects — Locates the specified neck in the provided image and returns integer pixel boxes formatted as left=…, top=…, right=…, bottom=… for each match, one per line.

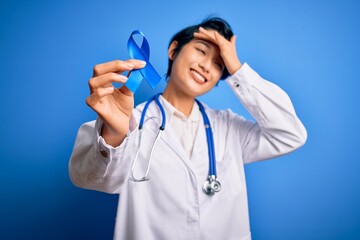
left=162, top=85, right=195, bottom=118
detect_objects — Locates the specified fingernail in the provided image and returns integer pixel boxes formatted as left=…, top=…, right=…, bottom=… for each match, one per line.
left=118, top=75, right=128, bottom=81
left=139, top=60, right=147, bottom=66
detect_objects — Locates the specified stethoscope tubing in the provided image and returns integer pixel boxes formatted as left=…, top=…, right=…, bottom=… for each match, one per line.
left=130, top=93, right=220, bottom=196
left=195, top=99, right=217, bottom=177
left=131, top=94, right=165, bottom=182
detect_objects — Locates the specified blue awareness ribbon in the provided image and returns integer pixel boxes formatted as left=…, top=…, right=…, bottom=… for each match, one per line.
left=125, top=30, right=161, bottom=93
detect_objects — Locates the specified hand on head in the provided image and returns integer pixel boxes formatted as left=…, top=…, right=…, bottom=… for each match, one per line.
left=194, top=27, right=241, bottom=75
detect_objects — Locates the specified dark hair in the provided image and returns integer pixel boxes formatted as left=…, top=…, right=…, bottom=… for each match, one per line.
left=166, top=17, right=234, bottom=80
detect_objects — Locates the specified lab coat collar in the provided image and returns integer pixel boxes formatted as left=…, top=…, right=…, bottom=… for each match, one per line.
left=138, top=97, right=208, bottom=178
left=158, top=95, right=200, bottom=123
left=140, top=99, right=194, bottom=168
left=135, top=97, right=216, bottom=181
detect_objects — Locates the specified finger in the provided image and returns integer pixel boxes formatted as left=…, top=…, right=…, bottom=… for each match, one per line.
left=89, top=73, right=128, bottom=92
left=199, top=27, right=220, bottom=41
left=125, top=59, right=147, bottom=69
left=86, top=87, right=114, bottom=107
left=195, top=28, right=227, bottom=47
left=213, top=31, right=222, bottom=46
left=96, top=86, right=115, bottom=98
left=198, top=27, right=213, bottom=36
left=193, top=32, right=217, bottom=46
left=93, top=59, right=146, bottom=77
left=200, top=27, right=229, bottom=43
left=193, top=31, right=209, bottom=39
left=195, top=30, right=225, bottom=48
left=195, top=29, right=216, bottom=42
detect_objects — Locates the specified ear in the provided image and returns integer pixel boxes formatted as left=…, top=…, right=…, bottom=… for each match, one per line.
left=168, top=41, right=178, bottom=60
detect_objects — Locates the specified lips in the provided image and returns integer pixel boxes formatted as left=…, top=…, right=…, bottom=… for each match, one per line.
left=190, top=69, right=207, bottom=84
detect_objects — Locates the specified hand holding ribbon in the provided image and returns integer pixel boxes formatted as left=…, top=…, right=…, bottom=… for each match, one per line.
left=126, top=30, right=161, bottom=93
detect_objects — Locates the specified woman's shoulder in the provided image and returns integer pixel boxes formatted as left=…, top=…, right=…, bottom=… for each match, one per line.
left=200, top=101, right=247, bottom=124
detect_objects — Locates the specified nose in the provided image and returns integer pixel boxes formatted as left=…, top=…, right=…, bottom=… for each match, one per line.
left=199, top=58, right=211, bottom=73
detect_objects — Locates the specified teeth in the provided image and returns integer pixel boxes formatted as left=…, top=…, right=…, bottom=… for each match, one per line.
left=191, top=70, right=206, bottom=83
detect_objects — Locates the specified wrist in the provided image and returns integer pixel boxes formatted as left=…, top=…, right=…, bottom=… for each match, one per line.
left=227, top=59, right=242, bottom=75
left=101, top=124, right=127, bottom=147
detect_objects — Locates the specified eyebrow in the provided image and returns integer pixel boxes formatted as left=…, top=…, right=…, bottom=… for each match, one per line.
left=193, top=40, right=225, bottom=67
left=194, top=40, right=211, bottom=49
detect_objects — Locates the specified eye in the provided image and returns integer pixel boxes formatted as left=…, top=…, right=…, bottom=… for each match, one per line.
left=215, top=62, right=224, bottom=70
left=196, top=48, right=206, bottom=55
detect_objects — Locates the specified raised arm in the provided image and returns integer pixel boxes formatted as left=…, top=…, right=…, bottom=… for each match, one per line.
left=194, top=27, right=307, bottom=163
left=69, top=59, right=144, bottom=193
left=86, top=59, right=145, bottom=146
left=226, top=64, right=307, bottom=163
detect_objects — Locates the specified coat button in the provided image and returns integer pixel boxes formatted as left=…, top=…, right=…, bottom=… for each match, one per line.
left=100, top=149, right=108, bottom=158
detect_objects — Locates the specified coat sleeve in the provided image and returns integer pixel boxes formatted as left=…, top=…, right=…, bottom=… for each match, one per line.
left=226, top=63, right=307, bottom=164
left=68, top=116, right=139, bottom=193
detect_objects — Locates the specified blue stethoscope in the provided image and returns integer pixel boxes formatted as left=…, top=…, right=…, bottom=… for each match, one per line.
left=130, top=93, right=221, bottom=196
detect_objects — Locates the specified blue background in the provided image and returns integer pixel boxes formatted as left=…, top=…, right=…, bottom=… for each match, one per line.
left=1, top=0, right=359, bottom=239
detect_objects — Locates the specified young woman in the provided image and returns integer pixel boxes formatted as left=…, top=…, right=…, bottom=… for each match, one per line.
left=69, top=17, right=307, bottom=240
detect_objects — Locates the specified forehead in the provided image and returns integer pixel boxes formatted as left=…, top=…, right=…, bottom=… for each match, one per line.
left=190, top=38, right=220, bottom=52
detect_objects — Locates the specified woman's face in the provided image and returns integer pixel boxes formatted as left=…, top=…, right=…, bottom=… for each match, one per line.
left=167, top=34, right=225, bottom=98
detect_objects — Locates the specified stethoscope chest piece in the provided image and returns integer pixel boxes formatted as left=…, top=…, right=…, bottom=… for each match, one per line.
left=203, top=175, right=221, bottom=196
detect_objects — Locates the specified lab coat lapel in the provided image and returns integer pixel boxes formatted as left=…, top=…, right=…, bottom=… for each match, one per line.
left=160, top=126, right=189, bottom=162
left=190, top=119, right=208, bottom=178
left=144, top=101, right=195, bottom=172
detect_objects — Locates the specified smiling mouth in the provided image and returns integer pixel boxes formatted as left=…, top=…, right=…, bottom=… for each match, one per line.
left=190, top=69, right=207, bottom=84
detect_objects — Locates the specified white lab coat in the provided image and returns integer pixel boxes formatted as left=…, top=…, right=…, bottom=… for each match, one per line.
left=69, top=63, right=307, bottom=240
